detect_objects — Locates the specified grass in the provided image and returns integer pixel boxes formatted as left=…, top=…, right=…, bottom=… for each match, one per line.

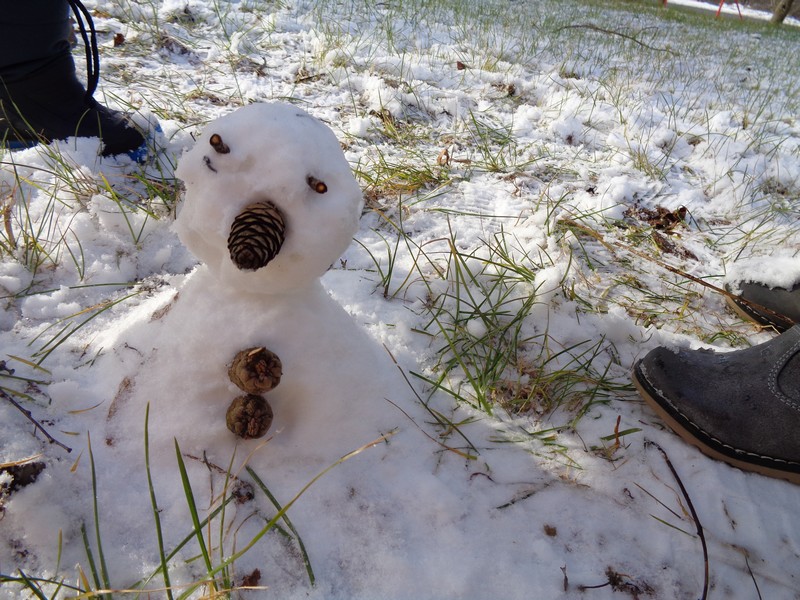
left=3, top=0, right=800, bottom=592
left=0, top=142, right=180, bottom=285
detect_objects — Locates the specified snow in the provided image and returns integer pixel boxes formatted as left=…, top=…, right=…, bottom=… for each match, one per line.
left=2, top=0, right=800, bottom=598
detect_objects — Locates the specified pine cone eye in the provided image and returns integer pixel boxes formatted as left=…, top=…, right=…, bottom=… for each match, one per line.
left=228, top=201, right=286, bottom=271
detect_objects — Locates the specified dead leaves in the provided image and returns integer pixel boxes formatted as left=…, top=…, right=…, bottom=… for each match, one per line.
left=623, top=204, right=687, bottom=234
left=622, top=204, right=697, bottom=260
left=651, top=230, right=696, bottom=261
left=106, top=376, right=134, bottom=425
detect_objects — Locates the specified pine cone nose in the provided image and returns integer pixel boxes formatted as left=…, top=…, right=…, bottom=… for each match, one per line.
left=228, top=201, right=286, bottom=271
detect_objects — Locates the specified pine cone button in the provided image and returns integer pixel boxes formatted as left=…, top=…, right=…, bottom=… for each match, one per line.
left=228, top=347, right=282, bottom=394
left=226, top=394, right=273, bottom=439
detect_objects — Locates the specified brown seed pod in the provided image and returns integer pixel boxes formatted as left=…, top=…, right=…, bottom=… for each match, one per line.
left=307, top=175, right=327, bottom=194
left=228, top=346, right=282, bottom=394
left=209, top=133, right=230, bottom=154
left=226, top=394, right=273, bottom=439
left=228, top=200, right=286, bottom=271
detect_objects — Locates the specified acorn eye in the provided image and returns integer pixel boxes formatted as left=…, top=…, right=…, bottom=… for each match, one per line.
left=209, top=133, right=230, bottom=154
left=307, top=176, right=327, bottom=194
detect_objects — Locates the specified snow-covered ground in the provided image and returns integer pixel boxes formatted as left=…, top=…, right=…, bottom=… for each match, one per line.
left=2, top=0, right=800, bottom=598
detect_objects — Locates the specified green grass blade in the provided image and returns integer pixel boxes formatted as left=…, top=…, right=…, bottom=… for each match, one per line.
left=0, top=571, right=80, bottom=598
left=86, top=433, right=111, bottom=598
left=173, top=438, right=215, bottom=595
left=51, top=529, right=65, bottom=599
left=137, top=495, right=237, bottom=593
left=144, top=404, right=174, bottom=600
left=210, top=432, right=395, bottom=579
left=80, top=523, right=102, bottom=595
left=32, top=291, right=143, bottom=365
left=14, top=569, right=48, bottom=600
left=599, top=428, right=642, bottom=441
left=245, top=466, right=315, bottom=586
left=216, top=450, right=238, bottom=592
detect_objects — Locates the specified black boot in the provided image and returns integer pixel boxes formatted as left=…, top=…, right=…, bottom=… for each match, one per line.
left=0, top=1, right=146, bottom=158
left=633, top=327, right=800, bottom=484
left=726, top=280, right=800, bottom=333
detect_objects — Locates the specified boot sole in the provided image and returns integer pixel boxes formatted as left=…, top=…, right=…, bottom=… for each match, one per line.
left=632, top=364, right=800, bottom=485
left=725, top=294, right=792, bottom=333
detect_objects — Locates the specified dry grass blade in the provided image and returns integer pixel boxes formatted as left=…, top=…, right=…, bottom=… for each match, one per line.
left=0, top=453, right=43, bottom=469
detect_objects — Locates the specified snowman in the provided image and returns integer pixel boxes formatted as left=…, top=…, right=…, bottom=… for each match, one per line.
left=105, top=103, right=408, bottom=466
left=93, top=103, right=452, bottom=592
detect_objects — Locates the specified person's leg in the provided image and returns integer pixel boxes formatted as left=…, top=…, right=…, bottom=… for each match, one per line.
left=0, top=1, right=73, bottom=79
left=632, top=328, right=800, bottom=483
left=0, top=0, right=145, bottom=157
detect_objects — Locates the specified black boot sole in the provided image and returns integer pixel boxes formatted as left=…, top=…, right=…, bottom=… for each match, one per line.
left=632, top=362, right=800, bottom=485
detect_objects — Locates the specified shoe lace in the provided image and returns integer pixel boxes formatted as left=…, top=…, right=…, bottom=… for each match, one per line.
left=67, top=0, right=100, bottom=101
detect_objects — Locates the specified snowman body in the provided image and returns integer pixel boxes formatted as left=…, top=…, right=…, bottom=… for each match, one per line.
left=115, top=270, right=402, bottom=464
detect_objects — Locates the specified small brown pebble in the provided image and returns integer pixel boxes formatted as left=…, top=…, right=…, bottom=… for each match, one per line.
left=226, top=394, right=273, bottom=439
left=228, top=347, right=282, bottom=394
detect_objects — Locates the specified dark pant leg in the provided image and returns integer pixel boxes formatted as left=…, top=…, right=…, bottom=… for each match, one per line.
left=0, top=1, right=72, bottom=80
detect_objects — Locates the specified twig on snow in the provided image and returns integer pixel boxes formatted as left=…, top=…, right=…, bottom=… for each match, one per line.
left=741, top=549, right=763, bottom=600
left=554, top=23, right=679, bottom=56
left=646, top=440, right=708, bottom=600
left=0, top=388, right=72, bottom=453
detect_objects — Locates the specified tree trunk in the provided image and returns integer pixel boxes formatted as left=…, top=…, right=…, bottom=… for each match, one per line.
left=771, top=0, right=795, bottom=23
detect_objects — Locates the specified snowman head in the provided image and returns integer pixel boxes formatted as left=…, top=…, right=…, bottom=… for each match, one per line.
left=174, top=103, right=363, bottom=293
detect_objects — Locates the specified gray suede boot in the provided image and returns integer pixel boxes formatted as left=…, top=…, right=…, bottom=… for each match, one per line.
left=726, top=280, right=800, bottom=333
left=633, top=326, right=800, bottom=484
